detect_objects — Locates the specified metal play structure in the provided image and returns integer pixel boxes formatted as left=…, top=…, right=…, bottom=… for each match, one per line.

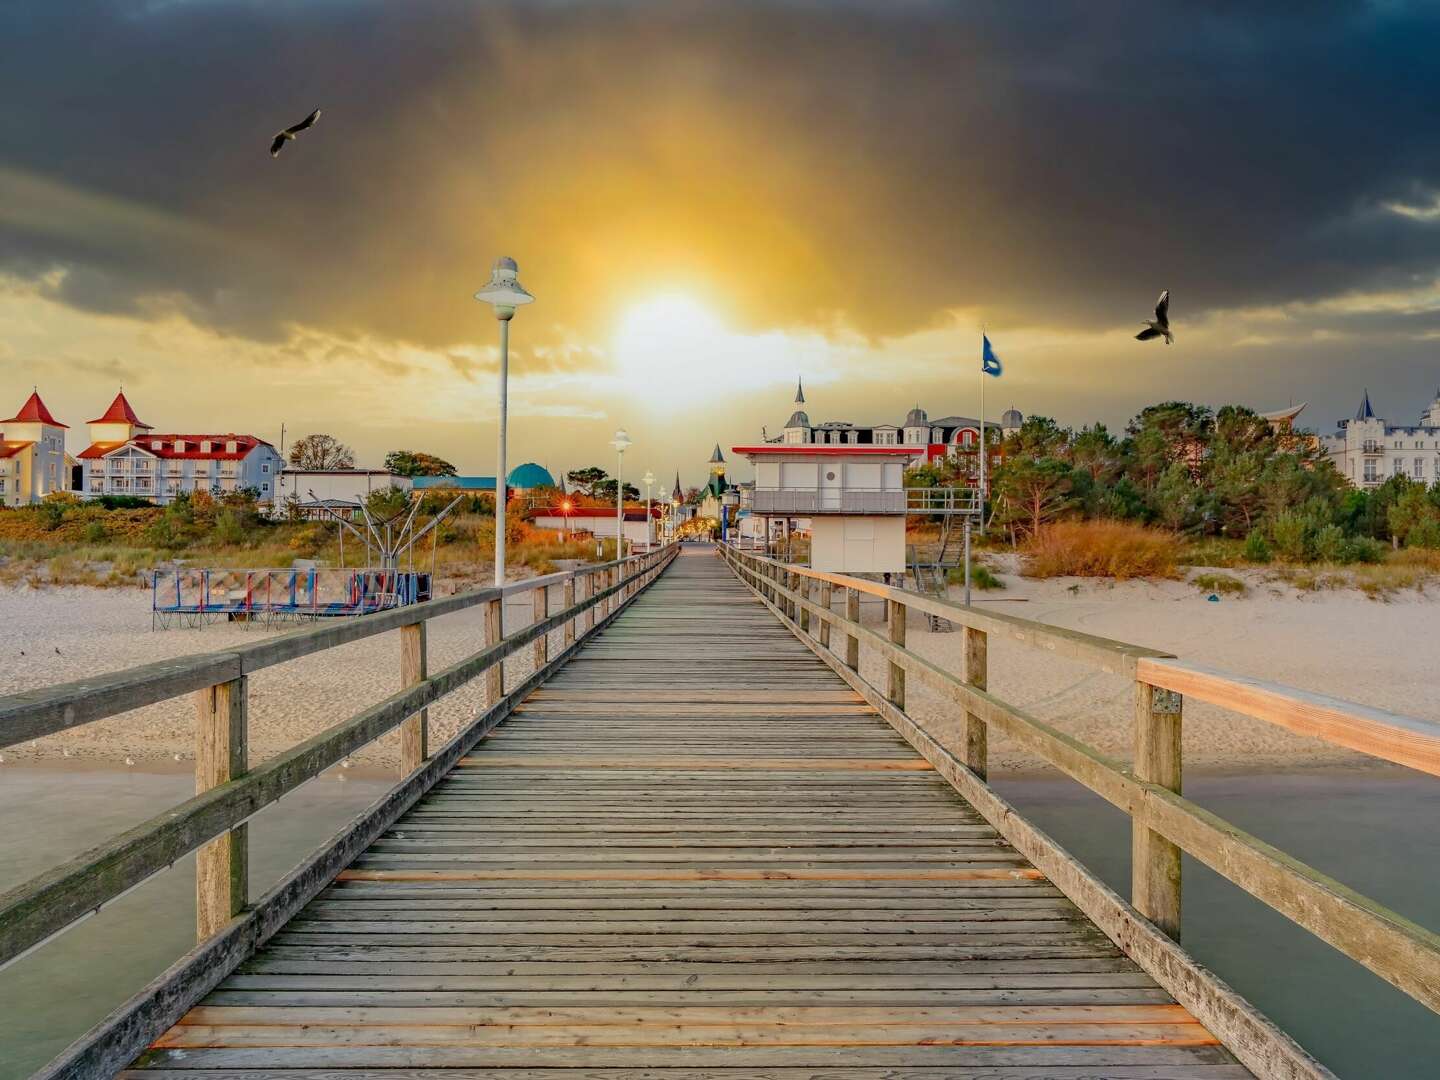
left=151, top=491, right=464, bottom=629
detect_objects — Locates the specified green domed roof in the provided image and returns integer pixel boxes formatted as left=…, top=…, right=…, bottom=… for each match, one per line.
left=507, top=462, right=555, bottom=489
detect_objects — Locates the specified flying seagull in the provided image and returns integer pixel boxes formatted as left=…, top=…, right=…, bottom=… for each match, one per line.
left=1136, top=289, right=1173, bottom=344
left=270, top=108, right=321, bottom=157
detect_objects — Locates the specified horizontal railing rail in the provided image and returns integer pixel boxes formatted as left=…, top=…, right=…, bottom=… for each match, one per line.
left=0, top=544, right=678, bottom=975
left=718, top=543, right=1440, bottom=1080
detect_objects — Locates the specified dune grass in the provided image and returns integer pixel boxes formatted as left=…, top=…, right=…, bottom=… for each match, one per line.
left=1023, top=520, right=1181, bottom=580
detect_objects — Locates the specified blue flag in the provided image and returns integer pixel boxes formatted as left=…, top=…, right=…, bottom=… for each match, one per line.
left=982, top=334, right=1002, bottom=377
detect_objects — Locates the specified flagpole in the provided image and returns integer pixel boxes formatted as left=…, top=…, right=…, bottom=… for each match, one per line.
left=978, top=332, right=986, bottom=521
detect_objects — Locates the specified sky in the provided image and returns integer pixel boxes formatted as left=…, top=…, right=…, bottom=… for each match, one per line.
left=4, top=1, right=1440, bottom=487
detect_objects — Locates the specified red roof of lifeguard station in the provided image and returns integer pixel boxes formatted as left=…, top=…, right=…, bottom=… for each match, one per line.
left=88, top=391, right=152, bottom=429
left=2, top=390, right=68, bottom=428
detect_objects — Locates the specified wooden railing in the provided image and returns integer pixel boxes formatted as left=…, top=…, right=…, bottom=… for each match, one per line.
left=0, top=544, right=677, bottom=978
left=719, top=544, right=1440, bottom=1078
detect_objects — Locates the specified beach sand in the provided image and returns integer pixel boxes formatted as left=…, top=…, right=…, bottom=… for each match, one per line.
left=847, top=560, right=1440, bottom=773
left=1, top=562, right=1436, bottom=771
left=0, top=581, right=550, bottom=770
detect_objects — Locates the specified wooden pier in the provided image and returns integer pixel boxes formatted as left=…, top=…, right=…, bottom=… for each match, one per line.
left=4, top=543, right=1439, bottom=1078
left=121, top=548, right=1244, bottom=1077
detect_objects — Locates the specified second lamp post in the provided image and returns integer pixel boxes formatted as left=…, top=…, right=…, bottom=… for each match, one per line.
left=610, top=429, right=631, bottom=559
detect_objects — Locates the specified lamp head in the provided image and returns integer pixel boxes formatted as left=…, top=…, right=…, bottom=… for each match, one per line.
left=474, top=256, right=535, bottom=320
left=610, top=428, right=632, bottom=453
left=642, top=470, right=655, bottom=487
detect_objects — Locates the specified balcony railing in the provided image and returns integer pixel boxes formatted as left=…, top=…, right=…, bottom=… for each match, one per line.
left=1362, top=441, right=1384, bottom=454
left=749, top=489, right=907, bottom=514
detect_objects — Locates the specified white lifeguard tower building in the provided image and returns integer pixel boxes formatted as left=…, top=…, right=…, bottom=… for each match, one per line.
left=732, top=444, right=917, bottom=574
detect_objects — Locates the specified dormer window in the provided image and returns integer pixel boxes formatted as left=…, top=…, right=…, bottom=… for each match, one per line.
left=151, top=440, right=163, bottom=450
left=225, top=440, right=237, bottom=454
left=174, top=440, right=186, bottom=452
left=200, top=440, right=212, bottom=453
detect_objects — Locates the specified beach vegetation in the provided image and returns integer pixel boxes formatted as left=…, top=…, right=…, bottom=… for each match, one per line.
left=1022, top=520, right=1180, bottom=580
left=986, top=402, right=1440, bottom=582
left=1193, top=572, right=1247, bottom=595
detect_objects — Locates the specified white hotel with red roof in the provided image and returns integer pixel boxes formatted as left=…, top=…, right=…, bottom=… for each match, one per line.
left=1, top=388, right=283, bottom=507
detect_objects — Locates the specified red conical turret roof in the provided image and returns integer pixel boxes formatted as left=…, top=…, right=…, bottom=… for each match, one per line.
left=88, top=390, right=152, bottom=429
left=2, top=390, right=67, bottom=428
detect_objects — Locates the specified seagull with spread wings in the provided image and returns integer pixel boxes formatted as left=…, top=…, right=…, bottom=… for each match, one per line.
left=270, top=109, right=321, bottom=157
left=1135, top=289, right=1173, bottom=344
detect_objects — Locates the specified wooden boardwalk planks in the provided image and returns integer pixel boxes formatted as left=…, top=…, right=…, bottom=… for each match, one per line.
left=125, top=547, right=1247, bottom=1078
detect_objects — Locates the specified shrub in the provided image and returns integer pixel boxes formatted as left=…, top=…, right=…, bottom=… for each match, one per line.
left=1242, top=530, right=1272, bottom=563
left=1268, top=512, right=1312, bottom=562
left=1193, top=572, right=1246, bottom=596
left=947, top=560, right=1005, bottom=590
left=81, top=520, right=109, bottom=543
left=1022, top=520, right=1179, bottom=580
left=212, top=509, right=247, bottom=546
left=1311, top=524, right=1347, bottom=564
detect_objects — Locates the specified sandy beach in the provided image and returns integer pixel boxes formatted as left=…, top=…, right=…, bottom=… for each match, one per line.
left=1, top=562, right=1436, bottom=772
left=849, top=560, right=1440, bottom=773
left=0, top=580, right=548, bottom=770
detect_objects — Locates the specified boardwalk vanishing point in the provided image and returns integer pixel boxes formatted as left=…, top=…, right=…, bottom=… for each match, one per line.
left=5, top=543, right=1439, bottom=1078
left=128, top=551, right=1240, bottom=1077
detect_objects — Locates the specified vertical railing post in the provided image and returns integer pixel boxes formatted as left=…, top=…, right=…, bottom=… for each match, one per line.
left=585, top=571, right=596, bottom=633
left=533, top=583, right=549, bottom=669
left=798, top=575, right=810, bottom=634
left=400, top=620, right=428, bottom=774
left=886, top=598, right=906, bottom=710
left=484, top=595, right=504, bottom=706
left=563, top=574, right=577, bottom=649
left=818, top=582, right=832, bottom=650
left=844, top=587, right=860, bottom=671
left=962, top=625, right=987, bottom=780
left=196, top=676, right=247, bottom=941
left=1133, top=681, right=1183, bottom=940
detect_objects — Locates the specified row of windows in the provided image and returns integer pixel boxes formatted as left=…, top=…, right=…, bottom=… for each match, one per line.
left=1363, top=458, right=1432, bottom=481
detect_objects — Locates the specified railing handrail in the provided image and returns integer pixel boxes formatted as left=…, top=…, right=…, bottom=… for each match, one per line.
left=717, top=544, right=1440, bottom=1043
left=723, top=547, right=1440, bottom=772
left=0, top=543, right=679, bottom=973
left=726, top=546, right=1172, bottom=674
left=0, top=552, right=658, bottom=749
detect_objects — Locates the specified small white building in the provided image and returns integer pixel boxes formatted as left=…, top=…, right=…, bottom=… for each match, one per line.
left=277, top=469, right=413, bottom=518
left=734, top=444, right=916, bottom=574
left=532, top=509, right=657, bottom=549
left=1321, top=389, right=1440, bottom=489
left=0, top=390, right=69, bottom=507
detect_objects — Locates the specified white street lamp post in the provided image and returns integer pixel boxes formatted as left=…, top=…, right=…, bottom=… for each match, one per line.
left=642, top=470, right=655, bottom=552
left=610, top=429, right=631, bottom=560
left=474, top=257, right=534, bottom=587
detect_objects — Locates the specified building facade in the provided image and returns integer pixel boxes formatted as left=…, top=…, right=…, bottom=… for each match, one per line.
left=766, top=379, right=1020, bottom=480
left=0, top=391, right=70, bottom=507
left=74, top=391, right=283, bottom=504
left=1321, top=390, right=1440, bottom=489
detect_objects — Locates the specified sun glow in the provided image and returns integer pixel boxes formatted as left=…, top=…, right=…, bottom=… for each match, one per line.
left=612, top=291, right=843, bottom=407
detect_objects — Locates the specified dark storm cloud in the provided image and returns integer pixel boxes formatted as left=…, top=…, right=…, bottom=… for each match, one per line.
left=3, top=0, right=1440, bottom=350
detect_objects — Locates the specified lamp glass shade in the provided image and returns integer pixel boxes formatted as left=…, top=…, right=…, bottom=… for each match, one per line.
left=610, top=429, right=632, bottom=452
left=642, top=471, right=655, bottom=487
left=474, top=256, right=535, bottom=310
